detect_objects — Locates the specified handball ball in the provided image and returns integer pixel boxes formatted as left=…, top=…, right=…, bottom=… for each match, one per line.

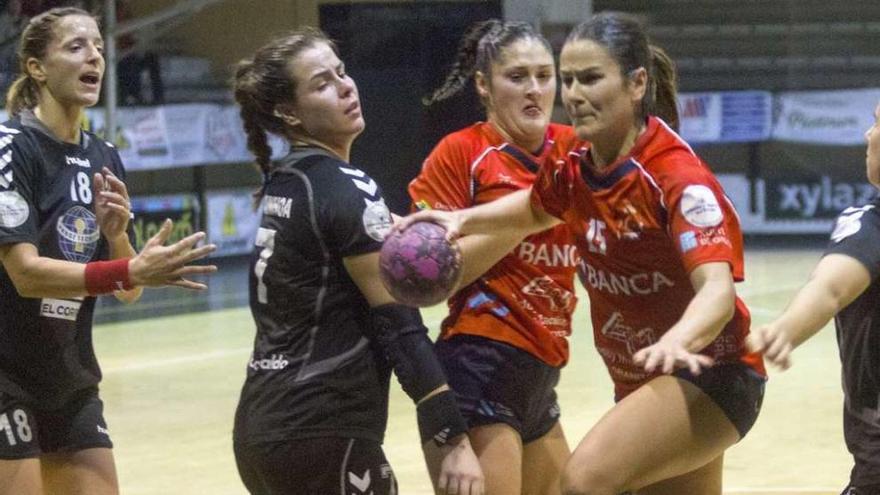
left=379, top=221, right=463, bottom=307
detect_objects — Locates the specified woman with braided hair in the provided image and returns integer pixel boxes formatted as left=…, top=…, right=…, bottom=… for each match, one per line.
left=230, top=28, right=483, bottom=495
left=402, top=12, right=767, bottom=494
left=409, top=19, right=581, bottom=495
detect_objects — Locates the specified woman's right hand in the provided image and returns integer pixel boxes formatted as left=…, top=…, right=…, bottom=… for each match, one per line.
left=128, top=219, right=217, bottom=290
left=393, top=209, right=465, bottom=241
left=423, top=434, right=485, bottom=495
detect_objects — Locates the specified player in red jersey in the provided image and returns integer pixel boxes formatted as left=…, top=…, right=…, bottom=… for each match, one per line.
left=400, top=12, right=766, bottom=494
left=409, top=20, right=581, bottom=495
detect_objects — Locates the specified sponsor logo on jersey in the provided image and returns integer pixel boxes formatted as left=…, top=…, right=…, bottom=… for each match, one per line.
left=97, top=425, right=110, bottom=436
left=599, top=311, right=657, bottom=355
left=362, top=198, right=392, bottom=242
left=613, top=200, right=647, bottom=240
left=248, top=354, right=290, bottom=371
left=680, top=184, right=723, bottom=227
left=414, top=199, right=430, bottom=211
left=831, top=204, right=875, bottom=242
left=517, top=242, right=579, bottom=267
left=40, top=298, right=81, bottom=321
left=262, top=194, right=292, bottom=219
left=679, top=231, right=697, bottom=253
left=0, top=190, right=28, bottom=227
left=581, top=262, right=675, bottom=296
left=56, top=206, right=99, bottom=263
left=348, top=469, right=372, bottom=493
left=521, top=276, right=575, bottom=312
left=65, top=156, right=91, bottom=168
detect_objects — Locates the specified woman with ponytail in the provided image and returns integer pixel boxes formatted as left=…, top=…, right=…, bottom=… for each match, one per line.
left=400, top=11, right=766, bottom=494
left=409, top=19, right=580, bottom=495
left=230, top=28, right=483, bottom=495
left=0, top=7, right=216, bottom=495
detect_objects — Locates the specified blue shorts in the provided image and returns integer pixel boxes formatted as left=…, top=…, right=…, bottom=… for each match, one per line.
left=435, top=334, right=562, bottom=443
left=0, top=387, right=112, bottom=459
left=673, top=362, right=766, bottom=438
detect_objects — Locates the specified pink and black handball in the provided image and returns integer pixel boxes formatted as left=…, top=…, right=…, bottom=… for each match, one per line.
left=379, top=221, right=463, bottom=307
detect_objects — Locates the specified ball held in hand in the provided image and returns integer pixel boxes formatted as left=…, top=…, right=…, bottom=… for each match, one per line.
left=379, top=221, right=463, bottom=307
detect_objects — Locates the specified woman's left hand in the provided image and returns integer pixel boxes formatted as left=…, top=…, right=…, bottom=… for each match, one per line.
left=94, top=167, right=132, bottom=242
left=633, top=336, right=715, bottom=375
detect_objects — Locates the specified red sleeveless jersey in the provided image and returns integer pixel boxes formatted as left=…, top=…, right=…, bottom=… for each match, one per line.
left=409, top=122, right=581, bottom=366
left=532, top=116, right=766, bottom=397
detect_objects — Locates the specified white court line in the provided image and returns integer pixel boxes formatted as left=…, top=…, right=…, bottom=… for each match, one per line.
left=102, top=316, right=446, bottom=374
left=103, top=347, right=251, bottom=374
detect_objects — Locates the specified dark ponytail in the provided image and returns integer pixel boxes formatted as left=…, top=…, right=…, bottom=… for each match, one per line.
left=423, top=19, right=552, bottom=107
left=231, top=28, right=336, bottom=207
left=567, top=12, right=680, bottom=129
left=649, top=45, right=679, bottom=131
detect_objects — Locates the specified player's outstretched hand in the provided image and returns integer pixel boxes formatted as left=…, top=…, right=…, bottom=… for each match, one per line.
left=94, top=167, right=132, bottom=241
left=746, top=323, right=793, bottom=370
left=633, top=336, right=715, bottom=375
left=129, top=219, right=217, bottom=290
left=424, top=434, right=484, bottom=495
left=393, top=209, right=465, bottom=241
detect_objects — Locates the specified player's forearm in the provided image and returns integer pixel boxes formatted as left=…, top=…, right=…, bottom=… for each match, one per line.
left=7, top=256, right=91, bottom=299
left=666, top=276, right=736, bottom=353
left=772, top=279, right=845, bottom=349
left=456, top=230, right=526, bottom=287
left=459, top=189, right=557, bottom=238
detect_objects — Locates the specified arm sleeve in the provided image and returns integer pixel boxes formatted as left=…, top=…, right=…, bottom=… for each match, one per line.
left=824, top=204, right=880, bottom=280
left=662, top=153, right=744, bottom=279
left=313, top=160, right=394, bottom=257
left=408, top=137, right=472, bottom=212
left=0, top=132, right=39, bottom=246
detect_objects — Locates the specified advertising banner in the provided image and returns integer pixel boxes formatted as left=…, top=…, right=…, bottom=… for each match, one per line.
left=206, top=189, right=261, bottom=257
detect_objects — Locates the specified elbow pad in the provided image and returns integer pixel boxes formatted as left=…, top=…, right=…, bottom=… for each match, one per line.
left=368, top=303, right=447, bottom=403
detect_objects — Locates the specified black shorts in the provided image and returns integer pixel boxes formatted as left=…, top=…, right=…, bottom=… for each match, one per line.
left=0, top=387, right=112, bottom=460
left=234, top=436, right=397, bottom=495
left=673, top=362, right=766, bottom=438
left=435, top=334, right=562, bottom=443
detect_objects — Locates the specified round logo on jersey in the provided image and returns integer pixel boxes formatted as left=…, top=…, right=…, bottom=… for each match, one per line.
left=363, top=198, right=392, bottom=242
left=56, top=206, right=100, bottom=263
left=0, top=190, right=29, bottom=228
left=680, top=185, right=723, bottom=228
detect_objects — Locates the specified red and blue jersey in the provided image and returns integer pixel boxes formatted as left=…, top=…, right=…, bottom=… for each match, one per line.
left=532, top=116, right=766, bottom=397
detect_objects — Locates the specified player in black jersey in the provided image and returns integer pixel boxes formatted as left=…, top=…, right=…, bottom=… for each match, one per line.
left=748, top=102, right=880, bottom=494
left=231, top=29, right=484, bottom=495
left=0, top=8, right=217, bottom=495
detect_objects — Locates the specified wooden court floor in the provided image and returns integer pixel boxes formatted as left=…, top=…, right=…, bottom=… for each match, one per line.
left=93, top=247, right=848, bottom=494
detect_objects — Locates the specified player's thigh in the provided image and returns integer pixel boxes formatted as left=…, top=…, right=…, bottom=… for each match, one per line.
left=0, top=459, right=42, bottom=495
left=468, top=423, right=524, bottom=495
left=41, top=447, right=118, bottom=495
left=636, top=454, right=724, bottom=495
left=522, top=421, right=569, bottom=495
left=0, top=393, right=42, bottom=495
left=564, top=375, right=739, bottom=492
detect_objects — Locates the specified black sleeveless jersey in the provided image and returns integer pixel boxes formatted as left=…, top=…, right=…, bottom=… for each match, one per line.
left=233, top=147, right=396, bottom=444
left=824, top=198, right=880, bottom=484
left=0, top=110, right=127, bottom=409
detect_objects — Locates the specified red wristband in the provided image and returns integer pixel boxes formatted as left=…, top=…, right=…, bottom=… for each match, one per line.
left=84, top=258, right=133, bottom=295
